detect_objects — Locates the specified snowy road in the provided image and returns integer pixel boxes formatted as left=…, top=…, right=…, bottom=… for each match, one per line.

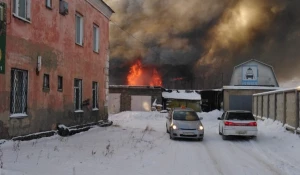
left=1, top=111, right=300, bottom=175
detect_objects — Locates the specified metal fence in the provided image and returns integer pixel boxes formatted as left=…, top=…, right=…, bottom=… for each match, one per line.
left=253, top=88, right=300, bottom=132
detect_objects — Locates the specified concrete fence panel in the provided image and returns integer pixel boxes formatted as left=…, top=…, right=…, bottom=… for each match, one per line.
left=269, top=94, right=275, bottom=120
left=276, top=93, right=284, bottom=123
left=253, top=96, right=257, bottom=115
left=254, top=89, right=300, bottom=131
left=258, top=96, right=262, bottom=117
left=286, top=92, right=296, bottom=128
left=298, top=92, right=300, bottom=128
left=263, top=95, right=268, bottom=118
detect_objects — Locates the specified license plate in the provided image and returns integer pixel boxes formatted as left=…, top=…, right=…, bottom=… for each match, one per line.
left=236, top=131, right=247, bottom=134
left=183, top=132, right=194, bottom=135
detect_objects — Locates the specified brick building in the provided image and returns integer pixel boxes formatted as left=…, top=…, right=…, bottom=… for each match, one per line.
left=0, top=0, right=113, bottom=138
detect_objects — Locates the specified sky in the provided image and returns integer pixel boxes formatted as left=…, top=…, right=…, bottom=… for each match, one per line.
left=104, top=0, right=300, bottom=88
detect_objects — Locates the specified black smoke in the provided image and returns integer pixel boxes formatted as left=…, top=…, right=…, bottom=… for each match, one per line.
left=106, top=0, right=300, bottom=88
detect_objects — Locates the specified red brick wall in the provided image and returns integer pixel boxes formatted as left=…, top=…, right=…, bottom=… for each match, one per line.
left=0, top=0, right=110, bottom=138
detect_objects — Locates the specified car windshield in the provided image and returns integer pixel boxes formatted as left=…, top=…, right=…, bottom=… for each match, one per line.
left=227, top=112, right=255, bottom=120
left=173, top=111, right=199, bottom=121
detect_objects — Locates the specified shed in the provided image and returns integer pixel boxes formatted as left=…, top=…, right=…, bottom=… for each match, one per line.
left=199, top=89, right=223, bottom=112
left=109, top=85, right=162, bottom=113
left=223, top=86, right=280, bottom=111
left=162, top=90, right=202, bottom=112
left=224, top=59, right=280, bottom=112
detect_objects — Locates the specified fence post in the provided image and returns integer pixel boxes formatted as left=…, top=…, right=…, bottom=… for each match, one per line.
left=267, top=94, right=270, bottom=119
left=261, top=96, right=264, bottom=118
left=295, top=90, right=299, bottom=130
left=274, top=93, right=277, bottom=121
left=283, top=92, right=286, bottom=125
left=257, top=95, right=259, bottom=117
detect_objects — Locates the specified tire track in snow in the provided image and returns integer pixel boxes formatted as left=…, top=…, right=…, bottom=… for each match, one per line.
left=248, top=140, right=300, bottom=175
left=230, top=141, right=282, bottom=175
left=202, top=141, right=224, bottom=175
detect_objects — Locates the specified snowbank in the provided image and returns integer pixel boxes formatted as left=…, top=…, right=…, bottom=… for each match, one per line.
left=0, top=110, right=299, bottom=175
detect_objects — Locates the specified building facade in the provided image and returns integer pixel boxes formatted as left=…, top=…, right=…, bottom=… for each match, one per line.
left=223, top=59, right=280, bottom=112
left=230, top=59, right=279, bottom=87
left=0, top=0, right=113, bottom=138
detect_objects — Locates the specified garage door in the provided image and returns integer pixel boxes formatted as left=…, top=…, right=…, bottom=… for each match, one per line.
left=131, top=95, right=151, bottom=111
left=229, top=95, right=252, bottom=111
left=108, top=93, right=121, bottom=114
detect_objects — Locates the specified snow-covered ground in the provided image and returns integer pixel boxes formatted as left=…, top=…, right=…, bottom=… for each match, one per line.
left=1, top=110, right=300, bottom=175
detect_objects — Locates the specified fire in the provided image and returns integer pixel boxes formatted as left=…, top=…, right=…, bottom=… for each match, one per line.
left=127, top=59, right=162, bottom=86
left=150, top=69, right=162, bottom=86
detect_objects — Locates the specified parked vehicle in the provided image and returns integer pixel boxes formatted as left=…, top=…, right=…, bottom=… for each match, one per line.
left=218, top=110, right=257, bottom=140
left=166, top=107, right=204, bottom=141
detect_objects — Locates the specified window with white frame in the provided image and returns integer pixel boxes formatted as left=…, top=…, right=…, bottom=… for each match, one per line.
left=46, top=0, right=52, bottom=9
left=92, top=82, right=98, bottom=109
left=13, top=0, right=31, bottom=21
left=75, top=13, right=83, bottom=45
left=93, top=24, right=99, bottom=52
left=10, top=69, right=28, bottom=115
left=74, top=79, right=82, bottom=111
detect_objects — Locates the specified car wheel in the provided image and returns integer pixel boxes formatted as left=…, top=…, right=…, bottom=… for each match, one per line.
left=222, top=129, right=227, bottom=140
left=219, top=128, right=222, bottom=135
left=166, top=125, right=169, bottom=133
left=169, top=130, right=174, bottom=140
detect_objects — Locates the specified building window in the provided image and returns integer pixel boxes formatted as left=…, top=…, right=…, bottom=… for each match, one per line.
left=75, top=13, right=83, bottom=45
left=92, top=82, right=98, bottom=109
left=74, top=79, right=82, bottom=111
left=43, top=74, right=50, bottom=89
left=10, top=69, right=28, bottom=115
left=93, top=24, right=99, bottom=52
left=46, top=0, right=52, bottom=9
left=13, top=0, right=31, bottom=21
left=58, top=76, right=63, bottom=91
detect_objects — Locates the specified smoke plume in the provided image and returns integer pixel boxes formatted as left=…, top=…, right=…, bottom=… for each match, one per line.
left=104, top=0, right=300, bottom=88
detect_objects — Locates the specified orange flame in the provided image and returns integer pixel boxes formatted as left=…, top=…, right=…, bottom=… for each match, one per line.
left=127, top=60, right=162, bottom=86
left=150, top=69, right=162, bottom=86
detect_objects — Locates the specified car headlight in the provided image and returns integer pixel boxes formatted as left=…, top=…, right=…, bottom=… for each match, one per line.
left=172, top=125, right=177, bottom=130
left=198, top=125, right=204, bottom=130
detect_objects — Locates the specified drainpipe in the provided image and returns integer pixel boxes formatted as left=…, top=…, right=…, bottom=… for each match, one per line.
left=104, top=48, right=109, bottom=120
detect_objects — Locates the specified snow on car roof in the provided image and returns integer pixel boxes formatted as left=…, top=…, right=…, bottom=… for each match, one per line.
left=162, top=90, right=201, bottom=100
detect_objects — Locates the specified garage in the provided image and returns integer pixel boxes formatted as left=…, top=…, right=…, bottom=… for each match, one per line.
left=229, top=95, right=252, bottom=111
left=109, top=85, right=162, bottom=112
left=108, top=93, right=121, bottom=114
left=131, top=95, right=152, bottom=111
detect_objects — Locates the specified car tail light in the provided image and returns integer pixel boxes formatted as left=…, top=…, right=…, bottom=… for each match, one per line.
left=224, top=121, right=235, bottom=126
left=248, top=122, right=257, bottom=126
left=224, top=121, right=257, bottom=126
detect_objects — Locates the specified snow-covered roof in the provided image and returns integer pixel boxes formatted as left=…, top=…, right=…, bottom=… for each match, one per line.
left=162, top=90, right=201, bottom=100
left=223, top=86, right=280, bottom=90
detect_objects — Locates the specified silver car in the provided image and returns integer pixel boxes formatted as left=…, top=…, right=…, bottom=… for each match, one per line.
left=166, top=108, right=204, bottom=141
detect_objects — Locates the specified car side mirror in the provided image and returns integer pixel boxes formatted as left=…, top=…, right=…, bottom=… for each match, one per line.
left=199, top=117, right=203, bottom=120
left=217, top=117, right=221, bottom=120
